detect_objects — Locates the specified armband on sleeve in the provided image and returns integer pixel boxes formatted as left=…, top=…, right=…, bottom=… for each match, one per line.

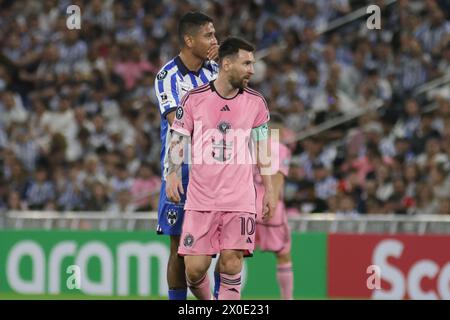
left=251, top=123, right=269, bottom=141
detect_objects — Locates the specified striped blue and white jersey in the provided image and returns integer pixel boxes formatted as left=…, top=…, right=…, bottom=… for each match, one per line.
left=154, top=56, right=218, bottom=183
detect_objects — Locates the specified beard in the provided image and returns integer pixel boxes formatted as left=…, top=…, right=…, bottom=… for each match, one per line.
left=229, top=74, right=250, bottom=89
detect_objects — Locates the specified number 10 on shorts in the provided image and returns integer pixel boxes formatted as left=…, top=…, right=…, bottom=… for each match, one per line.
left=240, top=216, right=256, bottom=236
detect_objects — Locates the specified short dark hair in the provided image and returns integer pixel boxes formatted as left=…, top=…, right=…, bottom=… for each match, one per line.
left=218, top=37, right=255, bottom=63
left=178, top=12, right=213, bottom=46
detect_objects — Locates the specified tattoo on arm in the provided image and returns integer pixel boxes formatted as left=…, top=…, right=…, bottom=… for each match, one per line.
left=167, top=132, right=185, bottom=175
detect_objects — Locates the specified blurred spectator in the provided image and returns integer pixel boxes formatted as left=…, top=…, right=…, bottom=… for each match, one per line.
left=438, top=197, right=450, bottom=215
left=107, top=189, right=136, bottom=215
left=0, top=0, right=448, bottom=218
left=131, top=163, right=161, bottom=211
left=0, top=91, right=27, bottom=130
left=336, top=193, right=359, bottom=215
left=6, top=190, right=27, bottom=210
left=296, top=180, right=329, bottom=214
left=109, top=163, right=133, bottom=197
left=25, top=167, right=55, bottom=210
left=85, top=181, right=109, bottom=211
left=9, top=126, right=40, bottom=171
left=313, top=162, right=337, bottom=200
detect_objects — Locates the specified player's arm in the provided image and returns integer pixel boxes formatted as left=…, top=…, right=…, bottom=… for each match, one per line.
left=253, top=124, right=276, bottom=222
left=165, top=93, right=194, bottom=203
left=271, top=171, right=284, bottom=205
left=165, top=131, right=186, bottom=203
left=155, top=70, right=179, bottom=125
left=166, top=111, right=176, bottom=126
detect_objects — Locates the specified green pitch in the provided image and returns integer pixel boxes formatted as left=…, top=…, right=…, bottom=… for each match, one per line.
left=0, top=293, right=318, bottom=300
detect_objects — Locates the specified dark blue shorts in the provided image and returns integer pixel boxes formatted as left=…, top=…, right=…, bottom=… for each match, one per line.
left=156, top=180, right=188, bottom=236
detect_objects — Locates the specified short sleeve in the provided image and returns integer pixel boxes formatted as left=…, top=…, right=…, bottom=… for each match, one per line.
left=268, top=142, right=291, bottom=176
left=154, top=69, right=179, bottom=118
left=278, top=143, right=291, bottom=176
left=253, top=96, right=270, bottom=128
left=171, top=93, right=193, bottom=136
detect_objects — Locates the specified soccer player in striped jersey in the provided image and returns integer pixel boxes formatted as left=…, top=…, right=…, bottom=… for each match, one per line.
left=154, top=12, right=219, bottom=300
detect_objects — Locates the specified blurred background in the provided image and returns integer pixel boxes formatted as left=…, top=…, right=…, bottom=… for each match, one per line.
left=0, top=0, right=450, bottom=300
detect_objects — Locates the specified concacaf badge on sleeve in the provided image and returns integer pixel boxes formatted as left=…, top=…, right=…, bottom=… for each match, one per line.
left=157, top=70, right=168, bottom=80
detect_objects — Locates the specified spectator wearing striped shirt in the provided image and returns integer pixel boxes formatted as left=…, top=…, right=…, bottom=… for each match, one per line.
left=2, top=151, right=30, bottom=201
left=10, top=126, right=40, bottom=172
left=25, top=167, right=55, bottom=210
left=0, top=91, right=27, bottom=131
left=57, top=30, right=88, bottom=71
left=57, top=165, right=85, bottom=211
left=398, top=37, right=429, bottom=93
left=414, top=7, right=450, bottom=56
left=109, top=163, right=133, bottom=199
left=312, top=162, right=337, bottom=201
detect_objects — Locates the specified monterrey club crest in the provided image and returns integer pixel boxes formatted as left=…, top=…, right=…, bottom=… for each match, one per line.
left=217, top=121, right=231, bottom=134
left=176, top=106, right=184, bottom=120
left=166, top=209, right=178, bottom=226
left=183, top=233, right=194, bottom=248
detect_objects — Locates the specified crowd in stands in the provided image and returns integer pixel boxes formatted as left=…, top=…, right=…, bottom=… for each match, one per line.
left=0, top=0, right=449, bottom=216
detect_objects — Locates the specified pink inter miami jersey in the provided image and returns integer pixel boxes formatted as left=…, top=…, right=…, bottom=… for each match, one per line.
left=171, top=81, right=270, bottom=213
left=254, top=140, right=291, bottom=225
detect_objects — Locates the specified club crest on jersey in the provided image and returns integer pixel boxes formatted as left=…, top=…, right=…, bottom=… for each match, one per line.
left=217, top=121, right=231, bottom=134
left=183, top=233, right=194, bottom=247
left=157, top=70, right=167, bottom=80
left=176, top=106, right=184, bottom=120
left=166, top=209, right=178, bottom=226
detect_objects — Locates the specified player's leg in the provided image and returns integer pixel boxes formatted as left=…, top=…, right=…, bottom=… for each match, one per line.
left=275, top=221, right=294, bottom=300
left=178, top=210, right=221, bottom=300
left=217, top=249, right=244, bottom=300
left=157, top=180, right=188, bottom=300
left=213, top=258, right=220, bottom=300
left=216, top=211, right=256, bottom=300
left=275, top=250, right=294, bottom=300
left=184, top=255, right=213, bottom=300
left=167, top=235, right=187, bottom=299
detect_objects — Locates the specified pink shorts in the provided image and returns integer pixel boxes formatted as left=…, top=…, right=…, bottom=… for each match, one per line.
left=178, top=210, right=256, bottom=257
left=255, top=221, right=291, bottom=255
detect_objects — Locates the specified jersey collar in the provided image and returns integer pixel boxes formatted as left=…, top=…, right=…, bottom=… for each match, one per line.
left=210, top=80, right=244, bottom=100
left=175, top=55, right=207, bottom=77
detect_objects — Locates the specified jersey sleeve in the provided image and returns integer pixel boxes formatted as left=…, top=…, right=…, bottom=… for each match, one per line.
left=154, top=69, right=180, bottom=119
left=171, top=93, right=193, bottom=137
left=269, top=142, right=291, bottom=176
left=253, top=96, right=270, bottom=128
left=278, top=143, right=291, bottom=176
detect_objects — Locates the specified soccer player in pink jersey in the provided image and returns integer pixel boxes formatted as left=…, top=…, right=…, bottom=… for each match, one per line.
left=154, top=12, right=219, bottom=300
left=254, top=114, right=294, bottom=300
left=165, top=37, right=276, bottom=300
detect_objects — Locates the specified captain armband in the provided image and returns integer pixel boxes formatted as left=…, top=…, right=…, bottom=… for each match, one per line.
left=251, top=123, right=269, bottom=141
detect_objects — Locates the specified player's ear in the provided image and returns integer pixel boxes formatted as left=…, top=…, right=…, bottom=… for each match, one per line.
left=222, top=57, right=231, bottom=71
left=184, top=34, right=194, bottom=48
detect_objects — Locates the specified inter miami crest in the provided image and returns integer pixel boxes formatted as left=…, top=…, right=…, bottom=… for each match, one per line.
left=166, top=209, right=178, bottom=226
left=183, top=233, right=194, bottom=247
left=217, top=121, right=231, bottom=134
left=176, top=106, right=184, bottom=120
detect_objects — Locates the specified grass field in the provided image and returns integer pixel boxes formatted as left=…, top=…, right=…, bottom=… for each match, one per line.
left=0, top=293, right=317, bottom=300
left=0, top=293, right=162, bottom=300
